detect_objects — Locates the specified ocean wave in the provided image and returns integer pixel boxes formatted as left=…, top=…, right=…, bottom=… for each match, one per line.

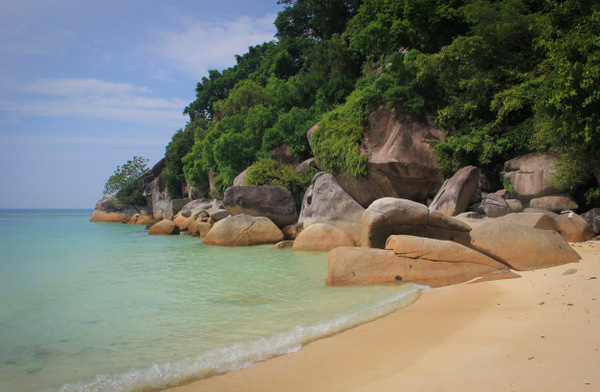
left=56, top=284, right=421, bottom=392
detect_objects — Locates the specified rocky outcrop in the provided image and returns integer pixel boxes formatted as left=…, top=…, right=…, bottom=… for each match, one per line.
left=481, top=194, right=511, bottom=218
left=298, top=172, right=364, bottom=244
left=207, top=208, right=230, bottom=222
left=195, top=221, right=213, bottom=238
left=529, top=194, right=578, bottom=212
left=282, top=222, right=304, bottom=240
left=143, top=176, right=190, bottom=220
left=173, top=212, right=195, bottom=232
left=180, top=199, right=214, bottom=218
left=430, top=166, right=479, bottom=216
left=223, top=185, right=298, bottom=228
left=232, top=169, right=248, bottom=187
left=128, top=214, right=156, bottom=225
left=469, top=221, right=581, bottom=270
left=144, top=176, right=168, bottom=220
left=331, top=107, right=445, bottom=207
left=495, top=212, right=560, bottom=232
left=89, top=195, right=147, bottom=223
left=203, top=215, right=284, bottom=246
left=504, top=152, right=563, bottom=198
left=505, top=199, right=524, bottom=213
left=361, top=198, right=472, bottom=249
left=582, top=208, right=600, bottom=234
left=294, top=158, right=316, bottom=174
left=148, top=220, right=180, bottom=235
left=385, top=235, right=506, bottom=270
left=293, top=223, right=356, bottom=251
left=554, top=212, right=595, bottom=242
left=272, top=240, right=295, bottom=249
left=326, top=246, right=501, bottom=287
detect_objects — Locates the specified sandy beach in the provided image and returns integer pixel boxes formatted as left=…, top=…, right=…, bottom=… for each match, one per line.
left=170, top=240, right=600, bottom=392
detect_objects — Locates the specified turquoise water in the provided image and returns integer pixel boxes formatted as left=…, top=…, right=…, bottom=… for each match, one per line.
left=0, top=210, right=420, bottom=392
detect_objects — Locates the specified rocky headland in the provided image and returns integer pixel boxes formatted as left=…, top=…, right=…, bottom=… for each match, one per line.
left=91, top=108, right=599, bottom=288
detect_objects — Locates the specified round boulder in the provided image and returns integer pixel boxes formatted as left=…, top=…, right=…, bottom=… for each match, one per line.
left=203, top=215, right=284, bottom=246
left=293, top=223, right=356, bottom=251
left=223, top=185, right=298, bottom=228
left=148, top=220, right=180, bottom=235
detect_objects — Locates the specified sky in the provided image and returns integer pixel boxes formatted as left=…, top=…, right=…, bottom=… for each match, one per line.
left=0, top=0, right=284, bottom=208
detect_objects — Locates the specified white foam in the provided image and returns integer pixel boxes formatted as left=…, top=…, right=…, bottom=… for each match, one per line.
left=57, top=285, right=421, bottom=392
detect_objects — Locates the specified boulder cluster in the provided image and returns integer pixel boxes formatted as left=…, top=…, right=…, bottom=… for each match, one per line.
left=91, top=108, right=598, bottom=288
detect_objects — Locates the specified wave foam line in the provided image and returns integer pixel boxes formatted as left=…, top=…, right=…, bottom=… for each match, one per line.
left=57, top=285, right=421, bottom=392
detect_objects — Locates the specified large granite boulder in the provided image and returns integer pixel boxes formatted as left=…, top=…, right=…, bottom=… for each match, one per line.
left=430, top=166, right=479, bottom=216
left=232, top=169, right=248, bottom=187
left=203, top=215, right=284, bottom=246
left=385, top=235, right=506, bottom=269
left=294, top=158, right=316, bottom=174
left=327, top=107, right=445, bottom=207
left=504, top=152, right=563, bottom=198
left=298, top=172, right=365, bottom=244
left=207, top=208, right=230, bottom=222
left=128, top=214, right=156, bottom=225
left=495, top=212, right=559, bottom=232
left=143, top=176, right=169, bottom=220
left=143, top=176, right=190, bottom=220
left=293, top=223, right=356, bottom=251
left=469, top=221, right=581, bottom=270
left=195, top=221, right=213, bottom=238
left=554, top=212, right=595, bottom=242
left=180, top=199, right=214, bottom=218
left=223, top=185, right=298, bottom=228
left=327, top=246, right=502, bottom=287
left=361, top=198, right=472, bottom=249
left=148, top=220, right=180, bottom=235
left=173, top=212, right=196, bottom=231
left=582, top=208, right=600, bottom=234
left=529, top=194, right=578, bottom=212
left=481, top=194, right=511, bottom=218
left=89, top=195, right=147, bottom=223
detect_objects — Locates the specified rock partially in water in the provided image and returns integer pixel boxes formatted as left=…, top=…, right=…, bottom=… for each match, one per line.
left=203, top=215, right=284, bottom=246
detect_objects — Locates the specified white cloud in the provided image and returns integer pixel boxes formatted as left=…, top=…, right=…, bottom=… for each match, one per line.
left=19, top=78, right=151, bottom=97
left=1, top=78, right=188, bottom=127
left=0, top=134, right=167, bottom=147
left=150, top=13, right=277, bottom=79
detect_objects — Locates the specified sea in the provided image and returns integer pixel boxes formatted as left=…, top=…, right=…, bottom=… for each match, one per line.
left=0, top=209, right=421, bottom=392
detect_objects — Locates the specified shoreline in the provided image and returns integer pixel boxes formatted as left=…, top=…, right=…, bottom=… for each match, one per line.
left=168, top=240, right=600, bottom=392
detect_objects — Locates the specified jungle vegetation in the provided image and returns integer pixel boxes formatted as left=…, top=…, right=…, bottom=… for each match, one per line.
left=159, top=0, right=599, bottom=205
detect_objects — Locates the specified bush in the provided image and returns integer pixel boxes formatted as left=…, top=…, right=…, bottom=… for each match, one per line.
left=244, top=158, right=318, bottom=206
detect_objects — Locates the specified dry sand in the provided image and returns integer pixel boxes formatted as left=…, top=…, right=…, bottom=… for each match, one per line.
left=170, top=240, right=600, bottom=392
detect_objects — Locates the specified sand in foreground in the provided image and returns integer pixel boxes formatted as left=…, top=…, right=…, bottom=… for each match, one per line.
left=170, top=241, right=600, bottom=392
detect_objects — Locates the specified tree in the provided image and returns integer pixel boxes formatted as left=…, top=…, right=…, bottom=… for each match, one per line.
left=103, top=156, right=151, bottom=206
left=532, top=0, right=600, bottom=202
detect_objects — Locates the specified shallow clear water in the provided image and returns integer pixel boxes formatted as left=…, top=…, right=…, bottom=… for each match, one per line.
left=0, top=210, right=420, bottom=392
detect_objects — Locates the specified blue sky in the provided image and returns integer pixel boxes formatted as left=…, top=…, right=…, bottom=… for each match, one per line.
left=0, top=0, right=284, bottom=208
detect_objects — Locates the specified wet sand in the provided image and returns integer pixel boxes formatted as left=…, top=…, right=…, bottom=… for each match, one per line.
left=170, top=240, right=600, bottom=392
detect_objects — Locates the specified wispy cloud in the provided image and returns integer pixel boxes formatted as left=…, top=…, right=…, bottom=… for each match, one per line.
left=19, top=78, right=152, bottom=96
left=1, top=78, right=188, bottom=127
left=149, top=14, right=277, bottom=79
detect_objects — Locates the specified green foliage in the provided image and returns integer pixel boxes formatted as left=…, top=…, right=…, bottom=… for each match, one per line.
left=531, top=0, right=600, bottom=198
left=103, top=156, right=150, bottom=206
left=163, top=122, right=198, bottom=199
left=311, top=93, right=372, bottom=177
left=346, top=0, right=468, bottom=61
left=502, top=177, right=516, bottom=194
left=245, top=157, right=318, bottom=205
left=163, top=0, right=599, bottom=206
left=276, top=0, right=362, bottom=40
